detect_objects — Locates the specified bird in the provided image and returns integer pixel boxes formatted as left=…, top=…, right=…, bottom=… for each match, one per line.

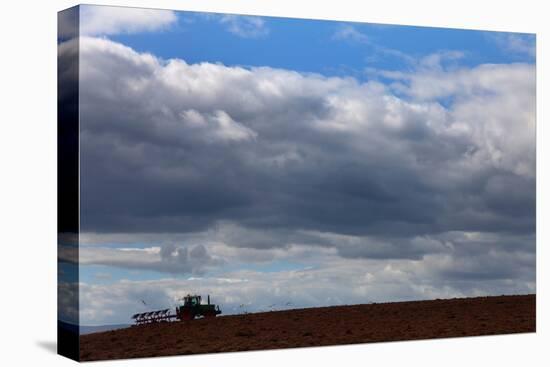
left=141, top=299, right=147, bottom=306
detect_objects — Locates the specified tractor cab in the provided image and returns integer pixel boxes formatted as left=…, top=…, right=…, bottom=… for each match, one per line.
left=182, top=294, right=201, bottom=307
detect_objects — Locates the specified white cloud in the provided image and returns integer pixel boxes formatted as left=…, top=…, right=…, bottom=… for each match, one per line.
left=80, top=5, right=177, bottom=36
left=218, top=15, right=269, bottom=38
left=489, top=33, right=536, bottom=58
left=180, top=109, right=258, bottom=142
left=417, top=50, right=465, bottom=70
left=332, top=25, right=371, bottom=44
left=382, top=63, right=535, bottom=178
left=388, top=63, right=534, bottom=100
left=332, top=25, right=415, bottom=64
left=78, top=247, right=534, bottom=325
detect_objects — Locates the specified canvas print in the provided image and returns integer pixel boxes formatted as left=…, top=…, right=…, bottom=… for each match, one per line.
left=58, top=5, right=536, bottom=362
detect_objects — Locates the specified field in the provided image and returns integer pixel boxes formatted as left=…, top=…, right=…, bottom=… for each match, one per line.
left=79, top=294, right=535, bottom=361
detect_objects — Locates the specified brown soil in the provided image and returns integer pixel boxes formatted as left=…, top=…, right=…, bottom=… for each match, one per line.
left=79, top=294, right=535, bottom=361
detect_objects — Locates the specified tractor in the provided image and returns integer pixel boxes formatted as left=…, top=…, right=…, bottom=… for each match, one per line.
left=131, top=294, right=222, bottom=325
left=176, top=294, right=222, bottom=320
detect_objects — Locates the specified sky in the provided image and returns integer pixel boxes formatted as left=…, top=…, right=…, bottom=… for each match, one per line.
left=58, top=5, right=536, bottom=326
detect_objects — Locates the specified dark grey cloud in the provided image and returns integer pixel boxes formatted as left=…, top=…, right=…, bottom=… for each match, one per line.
left=72, top=37, right=534, bottom=266
left=157, top=243, right=223, bottom=274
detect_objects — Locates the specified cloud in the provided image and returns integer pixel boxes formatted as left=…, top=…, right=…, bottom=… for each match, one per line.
left=75, top=228, right=535, bottom=324
left=332, top=25, right=371, bottom=44
left=489, top=33, right=536, bottom=58
left=380, top=63, right=536, bottom=179
left=416, top=50, right=465, bottom=71
left=217, top=15, right=269, bottom=38
left=180, top=109, right=258, bottom=142
left=75, top=225, right=534, bottom=282
left=59, top=281, right=80, bottom=324
left=72, top=36, right=535, bottom=242
left=78, top=244, right=535, bottom=325
left=332, top=25, right=415, bottom=65
left=60, top=243, right=222, bottom=275
left=332, top=25, right=472, bottom=72
left=80, top=5, right=177, bottom=36
left=198, top=13, right=269, bottom=38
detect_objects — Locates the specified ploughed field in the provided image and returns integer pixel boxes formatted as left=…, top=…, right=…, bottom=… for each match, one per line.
left=79, top=294, right=535, bottom=361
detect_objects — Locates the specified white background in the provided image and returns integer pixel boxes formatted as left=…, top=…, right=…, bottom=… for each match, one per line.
left=0, top=0, right=546, bottom=365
